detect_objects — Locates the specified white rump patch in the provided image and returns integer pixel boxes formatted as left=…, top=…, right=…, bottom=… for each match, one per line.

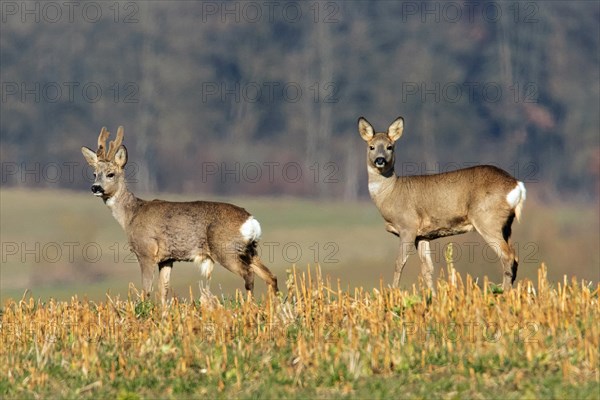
left=506, top=181, right=526, bottom=208
left=194, top=255, right=214, bottom=279
left=240, top=216, right=262, bottom=242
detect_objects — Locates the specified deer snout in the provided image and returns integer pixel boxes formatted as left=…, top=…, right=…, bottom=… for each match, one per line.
left=91, top=184, right=105, bottom=196
left=374, top=157, right=386, bottom=167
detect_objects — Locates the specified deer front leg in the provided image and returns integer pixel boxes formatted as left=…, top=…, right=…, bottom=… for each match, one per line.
left=416, top=240, right=435, bottom=292
left=158, top=261, right=173, bottom=306
left=393, top=232, right=416, bottom=288
left=138, top=256, right=155, bottom=300
left=385, top=223, right=400, bottom=237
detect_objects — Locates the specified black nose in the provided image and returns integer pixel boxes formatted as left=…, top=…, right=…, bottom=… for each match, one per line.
left=375, top=157, right=386, bottom=166
left=91, top=185, right=104, bottom=194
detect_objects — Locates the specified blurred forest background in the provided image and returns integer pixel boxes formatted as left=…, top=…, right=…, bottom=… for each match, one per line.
left=1, top=0, right=598, bottom=200
left=1, top=1, right=599, bottom=300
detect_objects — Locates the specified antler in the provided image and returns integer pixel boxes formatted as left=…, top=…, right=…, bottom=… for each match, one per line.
left=96, top=127, right=110, bottom=158
left=95, top=126, right=124, bottom=160
left=106, top=126, right=124, bottom=160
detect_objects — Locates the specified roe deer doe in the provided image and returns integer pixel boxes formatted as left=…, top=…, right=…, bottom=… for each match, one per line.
left=358, top=116, right=526, bottom=292
left=81, top=126, right=278, bottom=303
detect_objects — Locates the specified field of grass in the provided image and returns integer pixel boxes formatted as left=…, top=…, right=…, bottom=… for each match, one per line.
left=1, top=264, right=598, bottom=398
left=1, top=188, right=599, bottom=398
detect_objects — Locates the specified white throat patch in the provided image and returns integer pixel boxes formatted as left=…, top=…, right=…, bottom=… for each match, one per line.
left=368, top=181, right=382, bottom=196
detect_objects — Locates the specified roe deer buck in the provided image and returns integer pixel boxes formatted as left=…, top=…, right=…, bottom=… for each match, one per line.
left=358, top=116, right=526, bottom=292
left=81, top=126, right=278, bottom=303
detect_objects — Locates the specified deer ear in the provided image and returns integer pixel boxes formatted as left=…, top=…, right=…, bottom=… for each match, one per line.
left=388, top=117, right=404, bottom=142
left=358, top=117, right=374, bottom=141
left=114, top=145, right=128, bottom=168
left=81, top=146, right=98, bottom=166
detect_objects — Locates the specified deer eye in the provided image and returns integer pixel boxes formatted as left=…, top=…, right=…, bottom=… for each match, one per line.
left=386, top=145, right=393, bottom=151
left=107, top=172, right=115, bottom=178
left=93, top=173, right=97, bottom=178
left=369, top=146, right=375, bottom=150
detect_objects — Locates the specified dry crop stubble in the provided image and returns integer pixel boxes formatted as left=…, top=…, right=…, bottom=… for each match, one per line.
left=1, top=264, right=598, bottom=398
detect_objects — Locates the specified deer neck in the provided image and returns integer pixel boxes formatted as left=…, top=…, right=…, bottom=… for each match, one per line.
left=104, top=183, right=138, bottom=230
left=367, top=165, right=397, bottom=207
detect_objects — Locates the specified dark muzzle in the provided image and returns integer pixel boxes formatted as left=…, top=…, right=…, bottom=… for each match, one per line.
left=91, top=185, right=104, bottom=195
left=374, top=157, right=386, bottom=168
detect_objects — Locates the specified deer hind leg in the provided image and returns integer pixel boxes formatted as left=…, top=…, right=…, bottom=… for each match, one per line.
left=216, top=248, right=255, bottom=292
left=158, top=261, right=173, bottom=306
left=474, top=217, right=517, bottom=291
left=250, top=256, right=278, bottom=293
left=416, top=240, right=435, bottom=292
left=502, top=214, right=519, bottom=286
left=243, top=270, right=255, bottom=292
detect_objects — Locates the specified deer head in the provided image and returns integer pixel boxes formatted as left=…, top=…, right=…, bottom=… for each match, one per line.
left=358, top=116, right=404, bottom=175
left=81, top=126, right=128, bottom=200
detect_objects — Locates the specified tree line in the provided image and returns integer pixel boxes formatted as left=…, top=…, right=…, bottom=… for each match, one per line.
left=1, top=1, right=598, bottom=200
